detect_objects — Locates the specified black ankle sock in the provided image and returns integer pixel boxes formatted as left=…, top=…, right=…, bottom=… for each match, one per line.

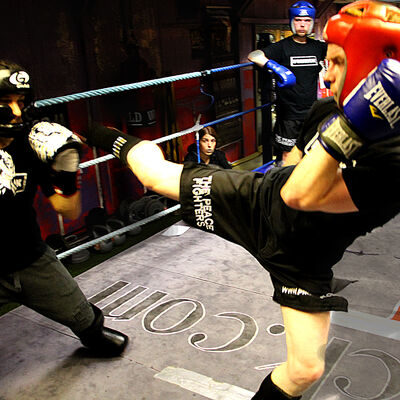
left=86, top=124, right=142, bottom=164
left=252, top=373, right=302, bottom=399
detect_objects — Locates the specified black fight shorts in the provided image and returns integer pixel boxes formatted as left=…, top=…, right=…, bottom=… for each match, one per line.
left=273, top=119, right=303, bottom=153
left=270, top=276, right=349, bottom=313
left=180, top=163, right=264, bottom=252
left=180, top=163, right=349, bottom=313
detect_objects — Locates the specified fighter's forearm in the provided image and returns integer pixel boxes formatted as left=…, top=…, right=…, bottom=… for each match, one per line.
left=280, top=142, right=355, bottom=212
left=49, top=190, right=81, bottom=220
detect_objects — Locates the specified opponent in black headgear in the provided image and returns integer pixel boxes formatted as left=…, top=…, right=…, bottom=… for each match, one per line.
left=0, top=60, right=34, bottom=137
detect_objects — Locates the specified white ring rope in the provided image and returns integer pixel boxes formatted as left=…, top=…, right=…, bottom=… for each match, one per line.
left=57, top=204, right=181, bottom=260
left=79, top=122, right=204, bottom=169
left=79, top=103, right=271, bottom=169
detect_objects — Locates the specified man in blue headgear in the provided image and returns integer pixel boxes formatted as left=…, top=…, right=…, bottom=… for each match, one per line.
left=289, top=1, right=316, bottom=34
left=248, top=1, right=327, bottom=164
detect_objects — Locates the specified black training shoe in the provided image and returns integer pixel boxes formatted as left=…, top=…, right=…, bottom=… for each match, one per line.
left=77, top=303, right=129, bottom=357
left=81, top=326, right=129, bottom=357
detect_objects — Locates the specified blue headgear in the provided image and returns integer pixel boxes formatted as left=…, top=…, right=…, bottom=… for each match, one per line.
left=289, top=1, right=316, bottom=35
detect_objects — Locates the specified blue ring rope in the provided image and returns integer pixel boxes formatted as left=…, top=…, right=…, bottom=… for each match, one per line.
left=203, top=103, right=269, bottom=128
left=34, top=62, right=254, bottom=108
left=196, top=131, right=201, bottom=164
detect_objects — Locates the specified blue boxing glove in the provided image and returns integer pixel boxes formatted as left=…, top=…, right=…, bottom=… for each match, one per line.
left=318, top=58, right=400, bottom=161
left=265, top=60, right=296, bottom=88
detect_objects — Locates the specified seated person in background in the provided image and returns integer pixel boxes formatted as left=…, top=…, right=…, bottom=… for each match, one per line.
left=184, top=126, right=232, bottom=169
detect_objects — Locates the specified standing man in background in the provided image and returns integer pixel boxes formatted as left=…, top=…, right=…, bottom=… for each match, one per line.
left=248, top=1, right=327, bottom=164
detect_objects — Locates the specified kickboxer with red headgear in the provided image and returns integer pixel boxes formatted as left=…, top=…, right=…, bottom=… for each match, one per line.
left=83, top=1, right=400, bottom=398
left=324, top=1, right=400, bottom=106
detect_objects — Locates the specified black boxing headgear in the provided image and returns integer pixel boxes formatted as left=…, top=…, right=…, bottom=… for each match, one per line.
left=0, top=60, right=34, bottom=137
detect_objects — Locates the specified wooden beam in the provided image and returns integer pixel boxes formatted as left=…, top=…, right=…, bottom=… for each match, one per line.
left=316, top=0, right=336, bottom=18
left=238, top=0, right=256, bottom=16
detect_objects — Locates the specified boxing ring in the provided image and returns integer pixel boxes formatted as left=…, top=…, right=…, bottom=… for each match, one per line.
left=1, top=62, right=400, bottom=400
left=38, top=61, right=273, bottom=261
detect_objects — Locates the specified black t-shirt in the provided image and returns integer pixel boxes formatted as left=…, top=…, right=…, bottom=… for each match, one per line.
left=0, top=135, right=55, bottom=274
left=258, top=98, right=400, bottom=292
left=263, top=36, right=327, bottom=120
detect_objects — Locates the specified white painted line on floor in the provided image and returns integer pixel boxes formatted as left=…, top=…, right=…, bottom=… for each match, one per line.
left=154, top=366, right=254, bottom=400
left=331, top=310, right=400, bottom=340
left=161, top=225, right=190, bottom=237
left=254, top=362, right=283, bottom=370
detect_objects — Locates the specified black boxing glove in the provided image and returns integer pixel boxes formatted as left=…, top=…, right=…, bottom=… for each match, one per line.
left=49, top=169, right=82, bottom=196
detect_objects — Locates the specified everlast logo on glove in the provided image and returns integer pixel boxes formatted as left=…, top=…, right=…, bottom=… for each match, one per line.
left=363, top=81, right=400, bottom=129
left=320, top=116, right=363, bottom=159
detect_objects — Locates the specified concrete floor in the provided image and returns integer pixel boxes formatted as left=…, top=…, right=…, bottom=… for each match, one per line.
left=1, top=211, right=399, bottom=399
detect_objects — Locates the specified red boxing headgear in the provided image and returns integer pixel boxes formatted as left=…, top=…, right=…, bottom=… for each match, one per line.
left=323, top=0, right=400, bottom=106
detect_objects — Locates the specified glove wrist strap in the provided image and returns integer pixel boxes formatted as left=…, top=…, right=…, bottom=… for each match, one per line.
left=52, top=170, right=81, bottom=196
